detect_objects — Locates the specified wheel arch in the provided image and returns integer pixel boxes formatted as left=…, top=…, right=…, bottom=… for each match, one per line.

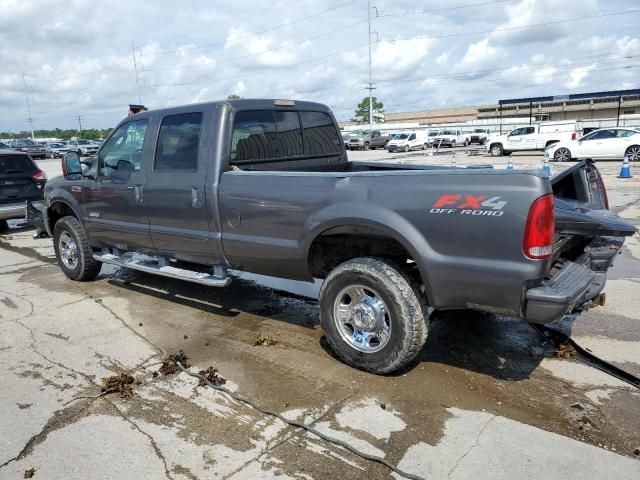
left=302, top=210, right=436, bottom=306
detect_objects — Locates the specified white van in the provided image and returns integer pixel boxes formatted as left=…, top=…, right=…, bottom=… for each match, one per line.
left=386, top=131, right=429, bottom=152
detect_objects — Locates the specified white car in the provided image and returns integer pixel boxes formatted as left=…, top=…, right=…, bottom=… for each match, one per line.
left=66, top=139, right=99, bottom=156
left=547, top=127, right=640, bottom=162
left=386, top=131, right=429, bottom=152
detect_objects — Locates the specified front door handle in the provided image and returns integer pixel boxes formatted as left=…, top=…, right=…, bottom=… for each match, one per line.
left=191, top=187, right=204, bottom=208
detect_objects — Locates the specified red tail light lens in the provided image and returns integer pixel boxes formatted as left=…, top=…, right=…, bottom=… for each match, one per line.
left=523, top=194, right=555, bottom=260
left=571, top=132, right=577, bottom=140
left=31, top=170, right=47, bottom=181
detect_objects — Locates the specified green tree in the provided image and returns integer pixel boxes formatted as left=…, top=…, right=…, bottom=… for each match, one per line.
left=352, top=96, right=384, bottom=124
left=227, top=94, right=241, bottom=100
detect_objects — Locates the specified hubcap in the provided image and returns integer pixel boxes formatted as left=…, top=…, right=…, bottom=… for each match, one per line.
left=491, top=146, right=501, bottom=156
left=555, top=148, right=570, bottom=162
left=58, top=231, right=79, bottom=270
left=626, top=146, right=640, bottom=161
left=333, top=285, right=391, bottom=353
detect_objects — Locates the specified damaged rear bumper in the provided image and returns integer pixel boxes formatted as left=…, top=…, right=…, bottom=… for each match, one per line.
left=25, top=200, right=50, bottom=238
left=525, top=236, right=624, bottom=324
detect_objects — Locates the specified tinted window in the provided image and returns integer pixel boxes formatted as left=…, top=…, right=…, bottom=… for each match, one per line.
left=409, top=133, right=416, bottom=140
left=300, top=111, right=341, bottom=155
left=616, top=129, right=636, bottom=138
left=274, top=111, right=303, bottom=157
left=155, top=113, right=203, bottom=171
left=232, top=110, right=277, bottom=162
left=0, top=154, right=34, bottom=174
left=99, top=120, right=148, bottom=177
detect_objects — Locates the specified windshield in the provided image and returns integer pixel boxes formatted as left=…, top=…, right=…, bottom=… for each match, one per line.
left=473, top=129, right=487, bottom=133
left=442, top=130, right=456, bottom=135
left=394, top=134, right=409, bottom=140
left=428, top=132, right=439, bottom=136
left=78, top=140, right=90, bottom=145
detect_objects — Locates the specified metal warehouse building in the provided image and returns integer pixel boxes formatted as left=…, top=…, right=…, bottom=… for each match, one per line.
left=375, top=88, right=640, bottom=130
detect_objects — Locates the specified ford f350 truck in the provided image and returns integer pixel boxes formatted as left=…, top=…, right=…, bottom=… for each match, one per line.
left=487, top=121, right=582, bottom=156
left=29, top=99, right=635, bottom=374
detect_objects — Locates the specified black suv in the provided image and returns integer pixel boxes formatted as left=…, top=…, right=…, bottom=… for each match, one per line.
left=0, top=150, right=47, bottom=231
left=11, top=139, right=47, bottom=159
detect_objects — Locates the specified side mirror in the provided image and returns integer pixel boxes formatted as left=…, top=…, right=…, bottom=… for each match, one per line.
left=62, top=152, right=82, bottom=178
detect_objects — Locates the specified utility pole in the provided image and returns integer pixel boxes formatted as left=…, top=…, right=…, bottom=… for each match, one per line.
left=77, top=116, right=84, bottom=137
left=22, top=73, right=35, bottom=139
left=366, top=0, right=376, bottom=132
left=132, top=40, right=142, bottom=103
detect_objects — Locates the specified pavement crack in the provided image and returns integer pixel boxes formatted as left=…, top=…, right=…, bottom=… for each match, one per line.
left=107, top=399, right=174, bottom=480
left=447, top=415, right=496, bottom=480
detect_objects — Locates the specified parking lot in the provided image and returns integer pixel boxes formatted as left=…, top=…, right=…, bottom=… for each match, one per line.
left=1, top=152, right=639, bottom=479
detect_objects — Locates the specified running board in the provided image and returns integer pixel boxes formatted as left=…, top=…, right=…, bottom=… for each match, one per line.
left=93, top=252, right=231, bottom=287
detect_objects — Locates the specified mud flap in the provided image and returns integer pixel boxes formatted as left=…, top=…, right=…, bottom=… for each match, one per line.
left=25, top=201, right=49, bottom=238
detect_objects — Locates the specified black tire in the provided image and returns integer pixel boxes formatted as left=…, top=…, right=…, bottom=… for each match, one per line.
left=490, top=143, right=504, bottom=156
left=363, top=142, right=370, bottom=151
left=404, top=145, right=410, bottom=153
left=319, top=257, right=428, bottom=374
left=77, top=149, right=82, bottom=156
left=53, top=216, right=101, bottom=281
left=0, top=220, right=9, bottom=233
left=625, top=145, right=640, bottom=161
left=422, top=143, right=428, bottom=150
left=554, top=147, right=571, bottom=162
left=480, top=138, right=486, bottom=145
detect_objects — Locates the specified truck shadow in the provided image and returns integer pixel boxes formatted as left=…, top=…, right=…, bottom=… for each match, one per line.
left=414, top=310, right=548, bottom=381
left=112, top=270, right=549, bottom=381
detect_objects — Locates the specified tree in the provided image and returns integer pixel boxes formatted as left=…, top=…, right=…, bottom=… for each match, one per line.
left=227, top=94, right=241, bottom=100
left=352, top=96, right=384, bottom=124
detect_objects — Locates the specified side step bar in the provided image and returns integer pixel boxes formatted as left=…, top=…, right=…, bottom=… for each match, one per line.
left=93, top=252, right=231, bottom=287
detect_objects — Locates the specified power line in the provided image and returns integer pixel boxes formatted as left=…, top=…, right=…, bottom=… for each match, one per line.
left=140, top=0, right=357, bottom=58
left=377, top=0, right=510, bottom=18
left=132, top=41, right=142, bottom=103
left=22, top=73, right=35, bottom=139
left=387, top=8, right=640, bottom=43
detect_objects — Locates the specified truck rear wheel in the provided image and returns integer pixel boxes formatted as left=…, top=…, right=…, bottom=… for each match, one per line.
left=53, top=216, right=102, bottom=281
left=0, top=220, right=8, bottom=233
left=319, top=257, right=428, bottom=374
left=363, top=142, right=370, bottom=151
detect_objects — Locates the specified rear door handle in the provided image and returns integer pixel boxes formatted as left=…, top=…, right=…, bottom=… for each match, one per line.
left=191, top=187, right=204, bottom=208
left=134, top=185, right=144, bottom=204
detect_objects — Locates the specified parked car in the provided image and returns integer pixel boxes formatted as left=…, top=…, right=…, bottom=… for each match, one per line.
left=0, top=150, right=47, bottom=231
left=10, top=139, right=47, bottom=159
left=546, top=127, right=640, bottom=162
left=487, top=121, right=582, bottom=156
left=0, top=141, right=12, bottom=149
left=469, top=128, right=491, bottom=145
left=344, top=130, right=390, bottom=150
left=45, top=142, right=68, bottom=158
left=386, top=131, right=429, bottom=152
left=432, top=129, right=468, bottom=147
left=66, top=139, right=99, bottom=156
left=30, top=99, right=635, bottom=374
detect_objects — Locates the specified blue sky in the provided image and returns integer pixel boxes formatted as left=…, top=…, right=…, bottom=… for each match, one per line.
left=1, top=0, right=639, bottom=131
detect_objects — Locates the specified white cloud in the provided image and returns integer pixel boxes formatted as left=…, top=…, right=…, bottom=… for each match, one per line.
left=459, top=39, right=502, bottom=68
left=436, top=52, right=450, bottom=65
left=565, top=64, right=596, bottom=89
left=372, top=38, right=433, bottom=74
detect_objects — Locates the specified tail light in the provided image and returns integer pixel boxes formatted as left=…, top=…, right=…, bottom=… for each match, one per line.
left=571, top=132, right=577, bottom=140
left=595, top=172, right=609, bottom=210
left=31, top=170, right=47, bottom=182
left=523, top=194, right=555, bottom=260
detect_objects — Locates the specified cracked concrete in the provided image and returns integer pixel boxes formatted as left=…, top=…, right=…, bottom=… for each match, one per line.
left=1, top=155, right=640, bottom=479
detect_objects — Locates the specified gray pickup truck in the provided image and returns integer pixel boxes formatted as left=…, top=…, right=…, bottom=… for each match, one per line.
left=30, top=99, right=635, bottom=374
left=343, top=129, right=390, bottom=150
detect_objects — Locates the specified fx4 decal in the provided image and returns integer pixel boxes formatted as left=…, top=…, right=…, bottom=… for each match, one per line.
left=430, top=194, right=507, bottom=217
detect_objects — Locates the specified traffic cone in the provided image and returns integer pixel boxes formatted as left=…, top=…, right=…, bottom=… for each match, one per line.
left=542, top=151, right=552, bottom=176
left=618, top=154, right=632, bottom=178
left=507, top=154, right=513, bottom=170
left=451, top=153, right=457, bottom=167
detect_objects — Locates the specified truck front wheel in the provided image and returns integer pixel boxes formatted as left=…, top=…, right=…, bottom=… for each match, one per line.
left=490, top=143, right=504, bottom=156
left=53, top=216, right=102, bottom=281
left=319, top=257, right=428, bottom=374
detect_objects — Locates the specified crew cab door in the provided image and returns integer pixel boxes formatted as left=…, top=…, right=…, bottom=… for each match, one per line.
left=83, top=119, right=154, bottom=250
left=144, top=110, right=220, bottom=264
left=505, top=126, right=536, bottom=150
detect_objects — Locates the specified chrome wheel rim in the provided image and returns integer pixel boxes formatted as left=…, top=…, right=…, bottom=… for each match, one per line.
left=58, top=232, right=79, bottom=270
left=555, top=148, right=570, bottom=162
left=333, top=285, right=391, bottom=353
left=626, top=146, right=640, bottom=161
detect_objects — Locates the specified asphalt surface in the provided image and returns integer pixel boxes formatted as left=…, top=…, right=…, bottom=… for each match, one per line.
left=0, top=151, right=639, bottom=480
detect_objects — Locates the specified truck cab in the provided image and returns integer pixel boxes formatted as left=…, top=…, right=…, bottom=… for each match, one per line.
left=487, top=121, right=581, bottom=156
